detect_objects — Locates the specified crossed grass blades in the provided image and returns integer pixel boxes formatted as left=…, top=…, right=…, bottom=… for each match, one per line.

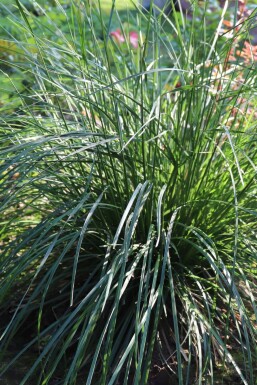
left=1, top=0, right=257, bottom=384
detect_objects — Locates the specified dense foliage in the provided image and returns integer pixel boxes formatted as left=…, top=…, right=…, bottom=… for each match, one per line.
left=1, top=1, right=257, bottom=384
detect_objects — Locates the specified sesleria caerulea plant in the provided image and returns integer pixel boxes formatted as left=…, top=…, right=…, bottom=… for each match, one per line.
left=0, top=0, right=257, bottom=384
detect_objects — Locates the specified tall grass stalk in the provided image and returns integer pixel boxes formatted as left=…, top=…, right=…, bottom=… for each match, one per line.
left=1, top=0, right=257, bottom=384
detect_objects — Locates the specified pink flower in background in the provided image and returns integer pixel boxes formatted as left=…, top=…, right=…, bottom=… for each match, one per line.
left=110, top=29, right=125, bottom=44
left=110, top=28, right=139, bottom=49
left=129, top=31, right=139, bottom=48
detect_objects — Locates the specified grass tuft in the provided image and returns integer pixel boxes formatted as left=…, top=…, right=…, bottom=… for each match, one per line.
left=1, top=1, right=257, bottom=384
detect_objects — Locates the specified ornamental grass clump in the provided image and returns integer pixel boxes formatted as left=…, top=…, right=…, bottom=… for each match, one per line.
left=1, top=1, right=257, bottom=384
